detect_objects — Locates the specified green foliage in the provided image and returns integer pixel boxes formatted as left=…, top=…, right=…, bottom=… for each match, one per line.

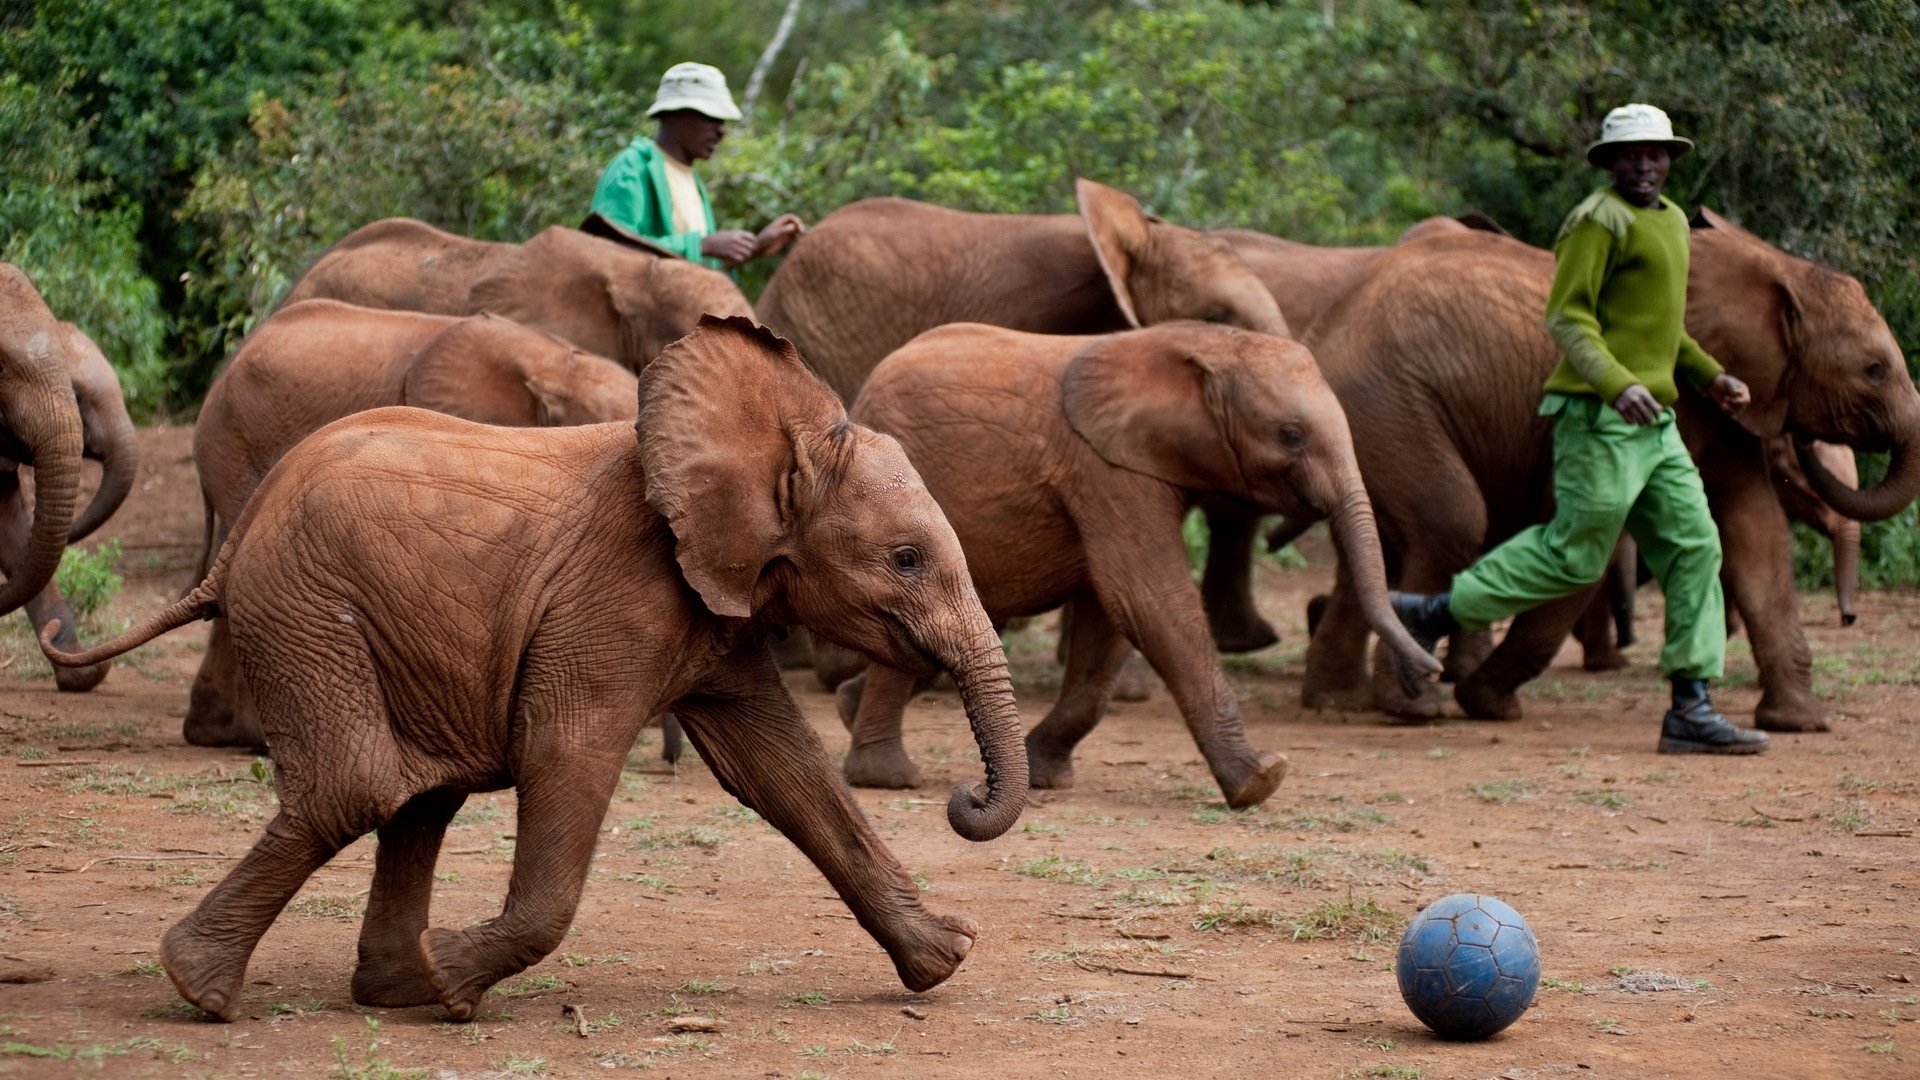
left=54, top=540, right=122, bottom=620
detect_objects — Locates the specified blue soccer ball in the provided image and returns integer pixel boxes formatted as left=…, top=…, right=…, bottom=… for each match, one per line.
left=1395, top=893, right=1540, bottom=1040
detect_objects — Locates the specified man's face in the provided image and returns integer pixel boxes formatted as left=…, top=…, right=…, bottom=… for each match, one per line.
left=662, top=111, right=727, bottom=161
left=1606, top=142, right=1672, bottom=208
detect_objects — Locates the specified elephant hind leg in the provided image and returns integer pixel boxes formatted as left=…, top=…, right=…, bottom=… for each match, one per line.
left=841, top=665, right=935, bottom=789
left=164, top=809, right=352, bottom=1020
left=1197, top=497, right=1279, bottom=653
left=1025, top=595, right=1133, bottom=790
left=352, top=787, right=467, bottom=1008
left=186, top=617, right=267, bottom=749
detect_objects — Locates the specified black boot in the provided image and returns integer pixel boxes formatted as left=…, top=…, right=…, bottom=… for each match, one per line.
left=1388, top=591, right=1460, bottom=654
left=1658, top=678, right=1769, bottom=755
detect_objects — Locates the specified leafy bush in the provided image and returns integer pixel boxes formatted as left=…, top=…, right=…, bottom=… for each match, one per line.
left=55, top=540, right=123, bottom=621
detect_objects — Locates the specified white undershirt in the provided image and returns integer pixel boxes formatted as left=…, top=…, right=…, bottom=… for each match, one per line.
left=661, top=155, right=707, bottom=238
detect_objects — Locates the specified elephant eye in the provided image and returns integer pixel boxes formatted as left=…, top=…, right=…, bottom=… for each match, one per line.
left=1867, top=361, right=1888, bottom=382
left=1278, top=424, right=1307, bottom=449
left=890, top=547, right=924, bottom=576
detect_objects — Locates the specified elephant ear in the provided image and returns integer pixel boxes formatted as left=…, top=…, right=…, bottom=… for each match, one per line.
left=1076, top=178, right=1152, bottom=329
left=403, top=317, right=548, bottom=426
left=1060, top=332, right=1247, bottom=498
left=639, top=315, right=846, bottom=617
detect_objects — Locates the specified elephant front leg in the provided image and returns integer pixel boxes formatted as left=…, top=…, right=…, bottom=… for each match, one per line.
left=1196, top=496, right=1279, bottom=653
left=842, top=665, right=936, bottom=789
left=1711, top=456, right=1825, bottom=732
left=675, top=666, right=976, bottom=993
left=352, top=787, right=466, bottom=1007
left=1302, top=565, right=1373, bottom=709
left=1024, top=595, right=1134, bottom=790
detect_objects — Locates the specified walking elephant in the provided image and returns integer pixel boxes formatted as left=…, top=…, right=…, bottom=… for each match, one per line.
left=280, top=218, right=754, bottom=371
left=757, top=179, right=1293, bottom=653
left=183, top=299, right=640, bottom=747
left=837, top=322, right=1439, bottom=808
left=0, top=265, right=126, bottom=676
left=1295, top=212, right=1915, bottom=731
left=43, top=317, right=1028, bottom=1021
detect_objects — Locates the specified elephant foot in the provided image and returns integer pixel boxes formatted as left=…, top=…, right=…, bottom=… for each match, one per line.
left=1582, top=647, right=1628, bottom=672
left=1216, top=751, right=1289, bottom=810
left=1453, top=675, right=1524, bottom=721
left=1024, top=738, right=1077, bottom=791
left=1754, top=693, right=1830, bottom=733
left=1372, top=680, right=1443, bottom=722
left=842, top=742, right=922, bottom=789
left=1208, top=605, right=1279, bottom=655
left=886, top=912, right=976, bottom=993
left=1440, top=629, right=1495, bottom=684
left=161, top=918, right=244, bottom=1022
left=1301, top=678, right=1370, bottom=711
left=835, top=676, right=865, bottom=733
left=1111, top=654, right=1153, bottom=703
left=351, top=958, right=438, bottom=1009
left=53, top=660, right=110, bottom=693
left=419, top=927, right=504, bottom=1023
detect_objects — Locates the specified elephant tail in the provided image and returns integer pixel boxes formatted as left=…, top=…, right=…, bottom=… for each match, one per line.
left=42, top=544, right=229, bottom=669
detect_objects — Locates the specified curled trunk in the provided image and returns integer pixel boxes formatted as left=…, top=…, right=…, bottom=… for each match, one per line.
left=69, top=400, right=138, bottom=543
left=937, top=617, right=1029, bottom=842
left=1797, top=423, right=1920, bottom=523
left=0, top=380, right=84, bottom=616
left=1327, top=485, right=1443, bottom=681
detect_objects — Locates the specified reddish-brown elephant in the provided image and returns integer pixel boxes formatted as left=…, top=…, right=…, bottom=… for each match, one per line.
left=1294, top=212, right=1915, bottom=731
left=183, top=300, right=640, bottom=748
left=837, top=322, right=1440, bottom=809
left=0, top=266, right=121, bottom=665
left=43, top=317, right=1028, bottom=1022
left=280, top=218, right=754, bottom=371
left=757, top=180, right=1294, bottom=654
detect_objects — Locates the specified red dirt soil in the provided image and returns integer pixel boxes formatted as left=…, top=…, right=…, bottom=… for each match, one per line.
left=0, top=425, right=1914, bottom=1079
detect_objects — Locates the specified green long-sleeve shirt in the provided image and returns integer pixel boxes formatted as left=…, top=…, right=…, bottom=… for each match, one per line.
left=1541, top=187, right=1723, bottom=406
left=587, top=137, right=721, bottom=269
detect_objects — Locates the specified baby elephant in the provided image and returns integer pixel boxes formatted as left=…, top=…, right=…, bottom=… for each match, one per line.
left=45, top=317, right=1027, bottom=1021
left=842, top=322, right=1440, bottom=809
left=185, top=299, right=638, bottom=748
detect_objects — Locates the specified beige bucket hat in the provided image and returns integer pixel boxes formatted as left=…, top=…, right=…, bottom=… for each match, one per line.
left=646, top=62, right=742, bottom=122
left=1585, top=103, right=1693, bottom=166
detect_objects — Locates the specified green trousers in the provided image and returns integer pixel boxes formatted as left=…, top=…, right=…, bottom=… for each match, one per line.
left=1449, top=393, right=1725, bottom=680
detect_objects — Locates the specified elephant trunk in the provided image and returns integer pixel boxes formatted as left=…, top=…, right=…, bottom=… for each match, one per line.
left=1833, top=518, right=1860, bottom=627
left=69, top=397, right=138, bottom=543
left=1797, top=410, right=1920, bottom=522
left=0, top=379, right=84, bottom=616
left=1326, top=481, right=1442, bottom=681
left=934, top=611, right=1028, bottom=842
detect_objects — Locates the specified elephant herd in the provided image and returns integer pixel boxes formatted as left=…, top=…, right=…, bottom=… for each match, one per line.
left=4, top=174, right=1910, bottom=1021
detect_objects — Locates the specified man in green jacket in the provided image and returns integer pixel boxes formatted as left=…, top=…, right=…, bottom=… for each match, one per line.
left=585, top=62, right=804, bottom=270
left=1391, top=103, right=1768, bottom=755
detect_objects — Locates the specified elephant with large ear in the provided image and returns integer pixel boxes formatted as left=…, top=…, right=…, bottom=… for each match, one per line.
left=757, top=178, right=1294, bottom=654
left=0, top=321, right=142, bottom=692
left=184, top=299, right=640, bottom=748
left=279, top=218, right=754, bottom=371
left=43, top=316, right=1027, bottom=1022
left=838, top=322, right=1440, bottom=809
left=0, top=265, right=91, bottom=625
left=1295, top=212, right=1916, bottom=731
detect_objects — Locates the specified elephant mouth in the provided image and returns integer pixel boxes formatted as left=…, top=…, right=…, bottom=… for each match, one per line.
left=884, top=613, right=944, bottom=678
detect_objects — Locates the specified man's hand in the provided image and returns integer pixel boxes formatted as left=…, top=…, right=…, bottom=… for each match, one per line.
left=1706, top=374, right=1750, bottom=416
left=752, top=213, right=807, bottom=258
left=700, top=230, right=757, bottom=267
left=1612, top=384, right=1663, bottom=425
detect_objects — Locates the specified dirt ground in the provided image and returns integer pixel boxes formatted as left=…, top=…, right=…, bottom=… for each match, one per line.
left=0, top=425, right=1915, bottom=1079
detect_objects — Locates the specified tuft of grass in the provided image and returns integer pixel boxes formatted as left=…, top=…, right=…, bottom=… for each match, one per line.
left=1822, top=800, right=1874, bottom=833
left=331, top=1017, right=427, bottom=1080
left=1573, top=789, right=1633, bottom=809
left=499, top=1054, right=548, bottom=1075
left=785, top=989, right=831, bottom=1008
left=1470, top=777, right=1536, bottom=804
left=1369, top=1068, right=1421, bottom=1079
left=1014, top=855, right=1102, bottom=886
left=673, top=980, right=733, bottom=995
left=1540, top=975, right=1588, bottom=994
left=1194, top=900, right=1284, bottom=932
left=1286, top=895, right=1405, bottom=944
left=289, top=894, right=364, bottom=920
left=1863, top=1038, right=1901, bottom=1056
left=489, top=973, right=563, bottom=998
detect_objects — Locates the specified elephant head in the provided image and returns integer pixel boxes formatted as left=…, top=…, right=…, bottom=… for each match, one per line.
left=1077, top=179, right=1292, bottom=339
left=1685, top=209, right=1920, bottom=521
left=60, top=324, right=139, bottom=544
left=0, top=264, right=86, bottom=615
left=639, top=316, right=1027, bottom=841
left=468, top=227, right=755, bottom=373
left=1058, top=324, right=1442, bottom=682
left=401, top=315, right=639, bottom=427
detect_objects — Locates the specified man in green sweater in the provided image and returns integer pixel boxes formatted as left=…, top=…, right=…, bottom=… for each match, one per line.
left=1391, top=103, right=1768, bottom=755
left=584, top=62, right=804, bottom=270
